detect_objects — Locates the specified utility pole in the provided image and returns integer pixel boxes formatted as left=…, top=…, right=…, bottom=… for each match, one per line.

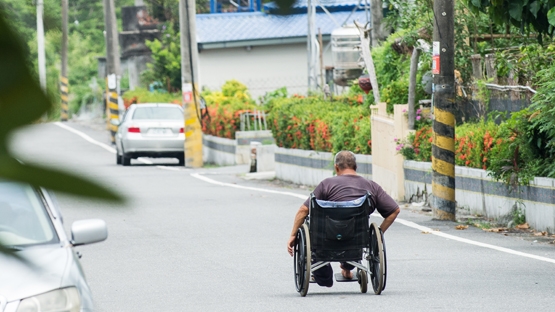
left=306, top=0, right=317, bottom=92
left=60, top=0, right=69, bottom=121
left=103, top=0, right=120, bottom=143
left=179, top=0, right=203, bottom=167
left=37, top=0, right=46, bottom=91
left=370, top=0, right=382, bottom=47
left=431, top=0, right=456, bottom=220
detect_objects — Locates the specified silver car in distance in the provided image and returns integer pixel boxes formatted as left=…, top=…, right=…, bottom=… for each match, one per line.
left=0, top=180, right=108, bottom=312
left=115, top=103, right=185, bottom=166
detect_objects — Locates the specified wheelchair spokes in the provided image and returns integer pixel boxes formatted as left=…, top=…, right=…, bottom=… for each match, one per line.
left=368, top=223, right=386, bottom=294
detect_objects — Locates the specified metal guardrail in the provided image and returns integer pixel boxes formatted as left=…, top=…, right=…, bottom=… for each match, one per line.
left=484, top=83, right=537, bottom=94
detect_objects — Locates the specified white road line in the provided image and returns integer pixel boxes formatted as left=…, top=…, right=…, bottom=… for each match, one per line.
left=54, top=122, right=555, bottom=264
left=53, top=122, right=182, bottom=171
left=191, top=172, right=555, bottom=265
left=54, top=122, right=116, bottom=153
left=191, top=172, right=307, bottom=199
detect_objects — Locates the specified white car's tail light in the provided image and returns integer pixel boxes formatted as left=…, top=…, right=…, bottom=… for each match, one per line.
left=128, top=127, right=140, bottom=133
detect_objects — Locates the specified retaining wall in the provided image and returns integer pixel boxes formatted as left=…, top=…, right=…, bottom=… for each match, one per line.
left=203, top=130, right=275, bottom=166
left=275, top=147, right=372, bottom=186
left=404, top=160, right=555, bottom=233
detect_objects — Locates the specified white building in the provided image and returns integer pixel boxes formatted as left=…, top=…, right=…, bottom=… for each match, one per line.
left=196, top=1, right=370, bottom=98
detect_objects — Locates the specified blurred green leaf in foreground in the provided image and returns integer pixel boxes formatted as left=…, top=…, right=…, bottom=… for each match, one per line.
left=0, top=10, right=123, bottom=203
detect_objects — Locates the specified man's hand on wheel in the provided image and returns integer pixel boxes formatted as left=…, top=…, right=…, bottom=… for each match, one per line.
left=287, top=235, right=296, bottom=256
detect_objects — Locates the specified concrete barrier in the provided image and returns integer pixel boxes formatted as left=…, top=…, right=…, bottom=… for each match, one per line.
left=404, top=160, right=555, bottom=232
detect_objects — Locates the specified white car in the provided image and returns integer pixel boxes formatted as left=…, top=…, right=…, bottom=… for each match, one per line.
left=114, top=103, right=185, bottom=166
left=0, top=180, right=107, bottom=312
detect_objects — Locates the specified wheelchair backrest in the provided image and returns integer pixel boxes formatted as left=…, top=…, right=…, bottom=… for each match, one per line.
left=308, top=193, right=372, bottom=261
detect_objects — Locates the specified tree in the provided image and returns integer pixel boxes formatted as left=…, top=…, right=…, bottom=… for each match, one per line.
left=0, top=10, right=123, bottom=258
left=466, top=0, right=555, bottom=43
left=142, top=23, right=182, bottom=92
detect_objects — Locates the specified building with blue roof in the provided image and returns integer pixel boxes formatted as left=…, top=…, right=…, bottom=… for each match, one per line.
left=196, top=1, right=371, bottom=97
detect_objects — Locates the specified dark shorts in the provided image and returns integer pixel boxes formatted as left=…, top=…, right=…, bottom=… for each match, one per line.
left=312, top=262, right=355, bottom=287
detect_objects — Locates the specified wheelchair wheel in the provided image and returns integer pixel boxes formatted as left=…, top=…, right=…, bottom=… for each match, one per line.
left=368, top=222, right=385, bottom=295
left=294, top=223, right=311, bottom=296
left=380, top=228, right=387, bottom=291
left=358, top=269, right=368, bottom=293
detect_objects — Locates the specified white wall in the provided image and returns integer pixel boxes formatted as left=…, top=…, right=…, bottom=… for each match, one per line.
left=198, top=42, right=333, bottom=98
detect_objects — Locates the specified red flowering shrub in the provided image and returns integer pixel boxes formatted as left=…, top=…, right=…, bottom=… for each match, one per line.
left=201, top=81, right=258, bottom=139
left=265, top=96, right=371, bottom=154
left=402, top=120, right=508, bottom=171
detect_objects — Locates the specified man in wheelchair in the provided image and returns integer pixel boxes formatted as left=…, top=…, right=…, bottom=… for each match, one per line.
left=287, top=151, right=400, bottom=288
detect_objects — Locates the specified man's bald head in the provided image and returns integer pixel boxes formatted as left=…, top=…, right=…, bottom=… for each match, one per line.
left=334, top=151, right=357, bottom=171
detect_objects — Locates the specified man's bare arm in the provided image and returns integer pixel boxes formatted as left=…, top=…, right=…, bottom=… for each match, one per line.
left=287, top=205, right=309, bottom=256
left=379, top=207, right=400, bottom=233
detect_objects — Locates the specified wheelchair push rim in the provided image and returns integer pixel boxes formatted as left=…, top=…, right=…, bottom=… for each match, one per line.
left=368, top=222, right=386, bottom=294
left=294, top=223, right=311, bottom=296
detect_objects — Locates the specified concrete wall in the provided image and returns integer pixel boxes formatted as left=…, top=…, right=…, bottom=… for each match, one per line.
left=370, top=102, right=412, bottom=201
left=256, top=144, right=276, bottom=172
left=202, top=130, right=275, bottom=166
left=275, top=147, right=372, bottom=186
left=203, top=134, right=236, bottom=166
left=404, top=160, right=555, bottom=232
left=198, top=42, right=332, bottom=98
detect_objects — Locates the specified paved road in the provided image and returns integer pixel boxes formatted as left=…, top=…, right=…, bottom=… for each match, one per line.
left=9, top=121, right=555, bottom=311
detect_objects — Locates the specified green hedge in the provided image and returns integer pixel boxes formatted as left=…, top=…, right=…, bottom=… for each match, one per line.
left=201, top=80, right=258, bottom=139
left=266, top=95, right=372, bottom=154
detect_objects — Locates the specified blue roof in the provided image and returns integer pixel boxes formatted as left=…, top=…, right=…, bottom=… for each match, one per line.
left=263, top=0, right=366, bottom=14
left=196, top=11, right=371, bottom=45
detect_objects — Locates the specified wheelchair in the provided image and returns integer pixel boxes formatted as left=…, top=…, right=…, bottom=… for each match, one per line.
left=293, top=192, right=387, bottom=296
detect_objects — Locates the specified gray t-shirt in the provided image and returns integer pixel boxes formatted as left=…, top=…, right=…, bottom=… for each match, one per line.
left=303, top=175, right=398, bottom=218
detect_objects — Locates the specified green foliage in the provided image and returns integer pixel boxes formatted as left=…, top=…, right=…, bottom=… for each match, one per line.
left=408, top=125, right=433, bottom=161
left=455, top=120, right=499, bottom=169
left=385, top=0, right=433, bottom=32
left=142, top=22, right=182, bottom=92
left=0, top=0, right=135, bottom=118
left=266, top=95, right=371, bottom=154
left=0, top=11, right=123, bottom=200
left=512, top=201, right=526, bottom=225
left=466, top=0, right=555, bottom=43
left=122, top=87, right=181, bottom=106
left=201, top=80, right=258, bottom=139
left=493, top=43, right=555, bottom=85
left=259, top=86, right=288, bottom=104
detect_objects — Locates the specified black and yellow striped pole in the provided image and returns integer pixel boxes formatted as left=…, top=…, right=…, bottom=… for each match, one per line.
left=431, top=0, right=456, bottom=220
left=107, top=75, right=119, bottom=143
left=60, top=77, right=69, bottom=121
left=61, top=0, right=68, bottom=121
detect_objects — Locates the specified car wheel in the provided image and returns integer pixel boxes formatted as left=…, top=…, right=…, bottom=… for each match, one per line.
left=122, top=153, right=131, bottom=166
left=116, top=150, right=122, bottom=165
left=177, top=154, right=185, bottom=166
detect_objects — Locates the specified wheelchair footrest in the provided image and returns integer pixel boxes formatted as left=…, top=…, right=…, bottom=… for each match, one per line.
left=334, top=273, right=359, bottom=282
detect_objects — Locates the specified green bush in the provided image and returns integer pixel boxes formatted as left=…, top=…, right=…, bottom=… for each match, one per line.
left=266, top=95, right=371, bottom=154
left=122, top=88, right=181, bottom=107
left=201, top=80, right=258, bottom=139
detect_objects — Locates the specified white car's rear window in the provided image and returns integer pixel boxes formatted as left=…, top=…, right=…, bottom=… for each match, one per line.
left=132, top=107, right=183, bottom=120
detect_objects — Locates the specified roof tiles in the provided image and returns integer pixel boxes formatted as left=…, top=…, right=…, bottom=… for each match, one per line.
left=196, top=11, right=371, bottom=44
